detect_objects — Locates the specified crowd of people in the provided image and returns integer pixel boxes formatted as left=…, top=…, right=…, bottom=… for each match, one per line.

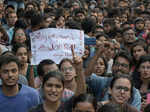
left=1, top=0, right=150, bottom=112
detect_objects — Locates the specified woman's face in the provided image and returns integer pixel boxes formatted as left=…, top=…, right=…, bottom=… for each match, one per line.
left=14, top=29, right=26, bottom=44
left=73, top=102, right=95, bottom=112
left=43, top=77, right=64, bottom=103
left=110, top=78, right=131, bottom=104
left=94, top=57, right=105, bottom=76
left=16, top=47, right=28, bottom=64
left=139, top=61, right=150, bottom=80
left=56, top=16, right=65, bottom=28
left=60, top=61, right=76, bottom=82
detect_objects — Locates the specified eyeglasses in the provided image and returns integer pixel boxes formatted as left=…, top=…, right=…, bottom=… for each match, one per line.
left=115, top=86, right=130, bottom=92
left=114, top=62, right=129, bottom=68
left=15, top=33, right=25, bottom=37
left=61, top=67, right=73, bottom=72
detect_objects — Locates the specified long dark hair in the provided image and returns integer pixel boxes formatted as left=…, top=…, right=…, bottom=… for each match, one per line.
left=11, top=27, right=31, bottom=50
left=133, top=55, right=150, bottom=89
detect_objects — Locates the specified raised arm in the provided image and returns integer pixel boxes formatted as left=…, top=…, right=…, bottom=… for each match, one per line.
left=84, top=41, right=105, bottom=77
left=28, top=65, right=35, bottom=88
left=71, top=45, right=86, bottom=96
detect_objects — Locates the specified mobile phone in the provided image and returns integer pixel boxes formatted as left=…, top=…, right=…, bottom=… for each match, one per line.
left=84, top=37, right=96, bottom=45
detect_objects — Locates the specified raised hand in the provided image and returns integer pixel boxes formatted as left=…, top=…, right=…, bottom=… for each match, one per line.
left=71, top=45, right=82, bottom=65
left=71, top=45, right=86, bottom=95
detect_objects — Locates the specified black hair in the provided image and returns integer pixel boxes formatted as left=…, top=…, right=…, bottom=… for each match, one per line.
left=24, top=9, right=36, bottom=19
left=74, top=8, right=85, bottom=16
left=136, top=55, right=150, bottom=70
left=115, top=29, right=122, bottom=34
left=0, top=55, right=21, bottom=70
left=31, top=13, right=43, bottom=28
left=44, top=8, right=55, bottom=14
left=42, top=71, right=65, bottom=88
left=15, top=19, right=27, bottom=29
left=113, top=50, right=133, bottom=69
left=81, top=17, right=96, bottom=34
left=110, top=74, right=133, bottom=103
left=121, top=21, right=131, bottom=28
left=133, top=55, right=150, bottom=89
left=59, top=58, right=74, bottom=70
left=72, top=93, right=97, bottom=111
left=11, top=27, right=30, bottom=49
left=98, top=103, right=122, bottom=112
left=12, top=43, right=28, bottom=55
left=65, top=19, right=81, bottom=30
left=103, top=18, right=115, bottom=26
left=134, top=17, right=144, bottom=25
left=17, top=8, right=25, bottom=19
left=24, top=9, right=37, bottom=26
left=96, top=32, right=109, bottom=40
left=102, top=18, right=117, bottom=38
left=122, top=27, right=133, bottom=35
left=25, top=2, right=37, bottom=10
left=55, top=8, right=64, bottom=20
left=5, top=4, right=15, bottom=11
left=110, top=74, right=133, bottom=89
left=107, top=8, right=121, bottom=18
left=37, top=59, right=56, bottom=77
left=131, top=39, right=147, bottom=62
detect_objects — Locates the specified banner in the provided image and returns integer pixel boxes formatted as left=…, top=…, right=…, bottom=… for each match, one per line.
left=30, top=28, right=84, bottom=65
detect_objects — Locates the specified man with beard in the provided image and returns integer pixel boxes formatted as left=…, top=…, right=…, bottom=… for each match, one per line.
left=0, top=55, right=40, bottom=112
left=85, top=49, right=141, bottom=111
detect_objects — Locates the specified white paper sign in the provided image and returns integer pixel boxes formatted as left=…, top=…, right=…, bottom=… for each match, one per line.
left=30, top=28, right=84, bottom=65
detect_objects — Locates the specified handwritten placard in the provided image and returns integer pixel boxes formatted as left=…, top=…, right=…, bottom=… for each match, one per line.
left=30, top=28, right=84, bottom=65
